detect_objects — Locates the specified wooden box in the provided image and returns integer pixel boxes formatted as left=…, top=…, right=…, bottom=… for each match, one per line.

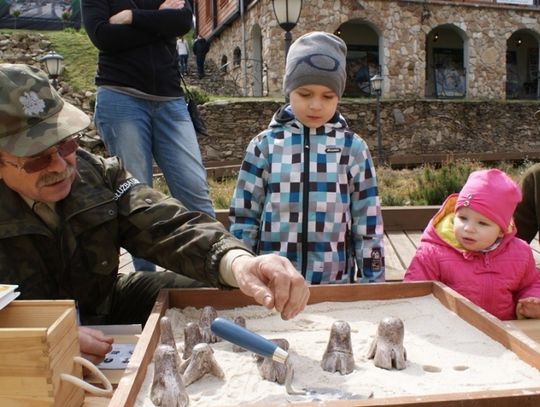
left=110, top=282, right=540, bottom=407
left=0, top=300, right=84, bottom=407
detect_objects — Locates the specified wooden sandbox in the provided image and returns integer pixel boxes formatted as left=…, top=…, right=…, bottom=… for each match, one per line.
left=109, top=282, right=540, bottom=407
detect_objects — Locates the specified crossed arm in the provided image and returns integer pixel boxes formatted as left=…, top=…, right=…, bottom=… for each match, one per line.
left=82, top=0, right=192, bottom=52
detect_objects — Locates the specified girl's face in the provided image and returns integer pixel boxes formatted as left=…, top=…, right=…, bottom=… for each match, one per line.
left=453, top=206, right=504, bottom=252
left=289, top=84, right=339, bottom=129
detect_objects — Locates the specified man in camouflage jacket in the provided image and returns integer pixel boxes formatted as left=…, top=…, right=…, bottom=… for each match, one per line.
left=0, top=64, right=309, bottom=363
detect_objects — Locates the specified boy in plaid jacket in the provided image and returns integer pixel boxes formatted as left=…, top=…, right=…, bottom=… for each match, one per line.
left=229, top=32, right=385, bottom=284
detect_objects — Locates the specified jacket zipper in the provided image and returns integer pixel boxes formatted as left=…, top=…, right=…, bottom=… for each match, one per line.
left=301, top=127, right=310, bottom=278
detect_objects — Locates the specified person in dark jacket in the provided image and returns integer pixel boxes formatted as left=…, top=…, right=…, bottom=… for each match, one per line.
left=0, top=64, right=310, bottom=364
left=82, top=0, right=214, bottom=272
left=192, top=34, right=209, bottom=79
left=515, top=119, right=540, bottom=247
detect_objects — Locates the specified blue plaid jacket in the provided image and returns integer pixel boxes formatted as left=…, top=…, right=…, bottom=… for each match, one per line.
left=229, top=106, right=385, bottom=284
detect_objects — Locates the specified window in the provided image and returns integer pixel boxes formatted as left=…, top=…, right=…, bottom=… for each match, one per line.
left=221, top=55, right=228, bottom=72
left=233, top=47, right=241, bottom=67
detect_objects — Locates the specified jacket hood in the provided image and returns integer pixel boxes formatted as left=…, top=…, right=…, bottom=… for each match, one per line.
left=269, top=104, right=348, bottom=132
left=421, top=194, right=517, bottom=258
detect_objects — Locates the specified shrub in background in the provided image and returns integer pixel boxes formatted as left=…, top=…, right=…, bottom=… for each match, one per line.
left=409, top=160, right=481, bottom=205
left=186, top=86, right=210, bottom=105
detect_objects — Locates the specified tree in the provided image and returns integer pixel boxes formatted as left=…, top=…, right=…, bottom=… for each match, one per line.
left=10, top=9, right=21, bottom=29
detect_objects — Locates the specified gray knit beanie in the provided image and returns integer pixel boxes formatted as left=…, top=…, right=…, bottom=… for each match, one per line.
left=283, top=31, right=347, bottom=97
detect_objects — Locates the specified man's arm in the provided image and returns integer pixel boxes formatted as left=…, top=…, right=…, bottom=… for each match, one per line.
left=95, top=153, right=310, bottom=320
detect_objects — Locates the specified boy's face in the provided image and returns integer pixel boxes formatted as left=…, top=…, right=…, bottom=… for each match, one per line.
left=453, top=206, right=504, bottom=251
left=289, top=85, right=339, bottom=129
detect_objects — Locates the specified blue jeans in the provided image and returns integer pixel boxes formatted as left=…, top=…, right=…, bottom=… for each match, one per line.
left=94, top=87, right=215, bottom=271
left=179, top=54, right=188, bottom=74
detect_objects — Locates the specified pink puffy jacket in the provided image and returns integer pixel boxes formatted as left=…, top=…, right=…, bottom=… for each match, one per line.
left=404, top=195, right=540, bottom=320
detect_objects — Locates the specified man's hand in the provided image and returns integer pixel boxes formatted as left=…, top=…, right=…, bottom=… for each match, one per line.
left=78, top=326, right=114, bottom=364
left=517, top=297, right=540, bottom=319
left=231, top=254, right=310, bottom=320
left=109, top=9, right=133, bottom=24
left=159, top=0, right=185, bottom=10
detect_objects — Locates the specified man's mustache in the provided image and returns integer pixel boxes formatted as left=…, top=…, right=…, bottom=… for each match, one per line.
left=37, top=165, right=76, bottom=188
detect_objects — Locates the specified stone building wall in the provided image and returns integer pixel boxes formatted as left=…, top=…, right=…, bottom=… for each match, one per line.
left=207, top=0, right=540, bottom=99
left=198, top=99, right=540, bottom=163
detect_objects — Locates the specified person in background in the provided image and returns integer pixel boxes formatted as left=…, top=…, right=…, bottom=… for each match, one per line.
left=405, top=169, right=540, bottom=320
left=0, top=64, right=310, bottom=363
left=82, top=0, right=214, bottom=272
left=514, top=118, right=540, bottom=245
left=177, top=36, right=189, bottom=75
left=229, top=32, right=385, bottom=284
left=192, top=34, right=209, bottom=79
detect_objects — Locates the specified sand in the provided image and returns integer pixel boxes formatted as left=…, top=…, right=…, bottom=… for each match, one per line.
left=135, top=294, right=540, bottom=406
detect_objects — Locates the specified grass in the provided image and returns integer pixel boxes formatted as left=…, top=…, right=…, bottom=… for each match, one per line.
left=44, top=29, right=98, bottom=91
left=1, top=28, right=98, bottom=92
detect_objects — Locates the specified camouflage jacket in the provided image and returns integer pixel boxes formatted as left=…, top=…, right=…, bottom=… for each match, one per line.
left=0, top=149, right=246, bottom=321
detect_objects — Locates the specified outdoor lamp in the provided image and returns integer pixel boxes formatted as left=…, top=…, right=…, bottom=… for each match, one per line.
left=370, top=73, right=384, bottom=165
left=272, top=0, right=302, bottom=57
left=370, top=73, right=383, bottom=93
left=40, top=50, right=64, bottom=89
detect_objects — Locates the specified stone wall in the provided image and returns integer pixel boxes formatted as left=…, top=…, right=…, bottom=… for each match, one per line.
left=207, top=0, right=540, bottom=99
left=198, top=99, right=540, bottom=163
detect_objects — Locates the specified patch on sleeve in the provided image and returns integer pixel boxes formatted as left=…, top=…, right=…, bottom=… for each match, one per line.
left=113, top=177, right=140, bottom=200
left=371, top=248, right=382, bottom=272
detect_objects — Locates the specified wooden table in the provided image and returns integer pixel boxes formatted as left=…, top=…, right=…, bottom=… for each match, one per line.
left=507, top=319, right=540, bottom=344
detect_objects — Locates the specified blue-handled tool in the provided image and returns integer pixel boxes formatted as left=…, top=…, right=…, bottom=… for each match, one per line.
left=210, top=317, right=288, bottom=363
left=211, top=316, right=371, bottom=401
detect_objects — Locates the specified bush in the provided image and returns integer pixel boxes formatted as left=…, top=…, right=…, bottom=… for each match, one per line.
left=381, top=193, right=408, bottom=206
left=409, top=160, right=482, bottom=205
left=186, top=86, right=210, bottom=105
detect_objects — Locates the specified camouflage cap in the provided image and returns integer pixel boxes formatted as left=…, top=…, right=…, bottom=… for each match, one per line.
left=0, top=63, right=90, bottom=157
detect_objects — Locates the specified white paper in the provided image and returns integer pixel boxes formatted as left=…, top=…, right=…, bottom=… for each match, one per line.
left=97, top=342, right=136, bottom=370
left=0, top=285, right=20, bottom=311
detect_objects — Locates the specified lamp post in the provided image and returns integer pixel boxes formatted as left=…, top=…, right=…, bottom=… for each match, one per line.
left=370, top=73, right=384, bottom=165
left=39, top=50, right=64, bottom=89
left=272, top=0, right=302, bottom=59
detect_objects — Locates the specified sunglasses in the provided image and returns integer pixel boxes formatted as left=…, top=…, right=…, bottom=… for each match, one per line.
left=3, top=137, right=79, bottom=174
left=289, top=53, right=341, bottom=75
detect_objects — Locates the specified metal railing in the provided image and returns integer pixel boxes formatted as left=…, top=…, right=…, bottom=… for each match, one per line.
left=219, top=58, right=269, bottom=97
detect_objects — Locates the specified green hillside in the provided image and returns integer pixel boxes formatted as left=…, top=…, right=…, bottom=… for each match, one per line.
left=1, top=28, right=99, bottom=92
left=44, top=29, right=98, bottom=92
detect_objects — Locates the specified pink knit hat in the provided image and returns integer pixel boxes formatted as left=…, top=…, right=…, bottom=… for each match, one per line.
left=455, top=169, right=522, bottom=234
